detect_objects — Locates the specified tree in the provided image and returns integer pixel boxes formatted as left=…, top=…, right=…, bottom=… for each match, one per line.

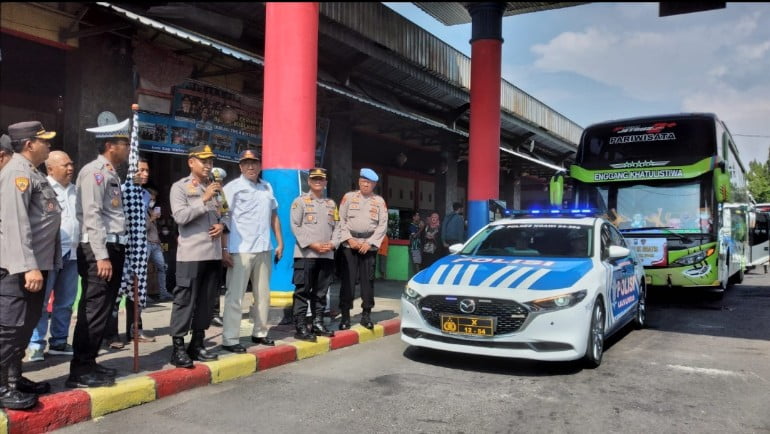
left=747, top=147, right=770, bottom=203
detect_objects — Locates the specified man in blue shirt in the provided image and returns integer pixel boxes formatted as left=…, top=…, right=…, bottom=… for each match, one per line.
left=220, top=149, right=283, bottom=353
left=442, top=202, right=466, bottom=248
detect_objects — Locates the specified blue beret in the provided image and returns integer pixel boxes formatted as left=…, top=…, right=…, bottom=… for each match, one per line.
left=359, top=168, right=379, bottom=182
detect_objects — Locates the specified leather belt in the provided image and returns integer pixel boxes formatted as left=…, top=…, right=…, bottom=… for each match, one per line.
left=81, top=233, right=128, bottom=245
left=350, top=231, right=374, bottom=238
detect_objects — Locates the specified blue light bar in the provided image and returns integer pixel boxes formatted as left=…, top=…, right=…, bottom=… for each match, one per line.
left=505, top=208, right=605, bottom=218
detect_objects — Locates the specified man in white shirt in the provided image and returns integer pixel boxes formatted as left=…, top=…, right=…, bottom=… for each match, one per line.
left=27, top=151, right=79, bottom=361
left=220, top=149, right=283, bottom=353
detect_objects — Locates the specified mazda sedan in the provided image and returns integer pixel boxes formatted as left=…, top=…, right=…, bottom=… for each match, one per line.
left=401, top=211, right=646, bottom=367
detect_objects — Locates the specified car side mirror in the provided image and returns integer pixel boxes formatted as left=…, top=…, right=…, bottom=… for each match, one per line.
left=608, top=245, right=631, bottom=259
left=448, top=243, right=463, bottom=254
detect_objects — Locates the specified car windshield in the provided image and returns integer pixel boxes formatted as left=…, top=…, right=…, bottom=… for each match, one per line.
left=459, top=223, right=593, bottom=258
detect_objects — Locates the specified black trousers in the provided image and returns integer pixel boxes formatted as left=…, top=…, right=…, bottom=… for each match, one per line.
left=169, top=260, right=221, bottom=337
left=292, top=258, right=333, bottom=318
left=339, top=248, right=377, bottom=311
left=71, top=242, right=125, bottom=376
left=0, top=269, right=46, bottom=372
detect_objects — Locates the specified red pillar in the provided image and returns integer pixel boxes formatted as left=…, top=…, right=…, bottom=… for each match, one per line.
left=262, top=2, right=318, bottom=169
left=262, top=3, right=319, bottom=296
left=467, top=3, right=504, bottom=236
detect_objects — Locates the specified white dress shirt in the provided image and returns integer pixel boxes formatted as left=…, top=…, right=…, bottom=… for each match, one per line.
left=48, top=175, right=79, bottom=259
left=223, top=175, right=277, bottom=254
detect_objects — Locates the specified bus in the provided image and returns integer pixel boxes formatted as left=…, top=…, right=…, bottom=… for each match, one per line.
left=552, top=113, right=751, bottom=291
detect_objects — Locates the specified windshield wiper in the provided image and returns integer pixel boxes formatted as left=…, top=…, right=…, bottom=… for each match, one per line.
left=619, top=226, right=692, bottom=243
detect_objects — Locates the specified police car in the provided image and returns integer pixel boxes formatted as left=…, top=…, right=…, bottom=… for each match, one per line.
left=401, top=210, right=646, bottom=368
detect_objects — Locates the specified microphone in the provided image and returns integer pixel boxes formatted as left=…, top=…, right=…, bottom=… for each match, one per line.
left=210, top=167, right=229, bottom=214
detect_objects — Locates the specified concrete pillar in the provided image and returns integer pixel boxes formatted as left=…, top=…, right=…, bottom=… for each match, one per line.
left=327, top=115, right=353, bottom=204
left=261, top=2, right=319, bottom=305
left=466, top=3, right=504, bottom=235
left=436, top=145, right=459, bottom=218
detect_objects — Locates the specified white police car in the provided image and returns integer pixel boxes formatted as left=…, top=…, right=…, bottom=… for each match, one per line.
left=401, top=210, right=646, bottom=367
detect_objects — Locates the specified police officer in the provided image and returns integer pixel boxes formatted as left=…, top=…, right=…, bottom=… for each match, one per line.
left=0, top=121, right=61, bottom=409
left=68, top=119, right=131, bottom=388
left=289, top=168, right=337, bottom=341
left=337, top=168, right=388, bottom=330
left=168, top=145, right=225, bottom=368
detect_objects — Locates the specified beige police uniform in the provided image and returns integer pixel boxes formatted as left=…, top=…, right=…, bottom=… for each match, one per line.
left=289, top=192, right=337, bottom=327
left=337, top=190, right=388, bottom=313
left=71, top=154, right=127, bottom=377
left=168, top=174, right=224, bottom=337
left=0, top=153, right=61, bottom=382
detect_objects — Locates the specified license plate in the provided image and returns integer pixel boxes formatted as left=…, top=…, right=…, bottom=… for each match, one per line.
left=440, top=314, right=495, bottom=336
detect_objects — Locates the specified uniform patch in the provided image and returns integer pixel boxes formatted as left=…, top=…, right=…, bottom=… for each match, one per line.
left=306, top=214, right=315, bottom=223
left=94, top=173, right=104, bottom=185
left=15, top=177, right=30, bottom=192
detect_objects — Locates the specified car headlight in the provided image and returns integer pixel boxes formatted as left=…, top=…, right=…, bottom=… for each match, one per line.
left=671, top=248, right=715, bottom=267
left=524, top=290, right=587, bottom=312
left=402, top=284, right=422, bottom=306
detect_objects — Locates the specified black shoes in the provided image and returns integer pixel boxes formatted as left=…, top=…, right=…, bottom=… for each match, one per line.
left=222, top=344, right=247, bottom=353
left=18, top=376, right=51, bottom=394
left=360, top=311, right=374, bottom=330
left=312, top=320, right=335, bottom=337
left=210, top=316, right=224, bottom=327
left=338, top=310, right=351, bottom=330
left=294, top=326, right=317, bottom=342
left=187, top=331, right=218, bottom=361
left=171, top=337, right=194, bottom=368
left=251, top=336, right=275, bottom=346
left=0, top=385, right=37, bottom=410
left=92, top=363, right=117, bottom=378
left=65, top=373, right=115, bottom=389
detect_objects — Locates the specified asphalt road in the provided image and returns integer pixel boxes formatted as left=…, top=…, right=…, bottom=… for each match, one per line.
left=61, top=271, right=770, bottom=434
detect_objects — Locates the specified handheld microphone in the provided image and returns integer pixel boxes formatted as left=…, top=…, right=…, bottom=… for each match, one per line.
left=210, top=167, right=229, bottom=214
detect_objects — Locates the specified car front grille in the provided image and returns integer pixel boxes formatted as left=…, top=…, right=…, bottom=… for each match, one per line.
left=418, top=295, right=529, bottom=334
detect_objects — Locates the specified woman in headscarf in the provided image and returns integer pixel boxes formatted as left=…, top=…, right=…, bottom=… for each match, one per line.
left=422, top=212, right=443, bottom=268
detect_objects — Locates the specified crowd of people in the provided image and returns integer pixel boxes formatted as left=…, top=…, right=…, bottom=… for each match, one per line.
left=0, top=117, right=409, bottom=411
left=0, top=116, right=468, bottom=411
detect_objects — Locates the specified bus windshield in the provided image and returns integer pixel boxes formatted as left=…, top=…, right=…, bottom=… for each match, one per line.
left=578, top=117, right=717, bottom=169
left=588, top=179, right=714, bottom=234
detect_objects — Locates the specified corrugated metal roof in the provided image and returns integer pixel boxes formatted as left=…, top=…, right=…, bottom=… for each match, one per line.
left=413, top=2, right=590, bottom=26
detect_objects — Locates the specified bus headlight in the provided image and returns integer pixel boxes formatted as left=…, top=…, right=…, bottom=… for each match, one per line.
left=402, top=285, right=422, bottom=307
left=672, top=248, right=715, bottom=267
left=524, top=290, right=587, bottom=312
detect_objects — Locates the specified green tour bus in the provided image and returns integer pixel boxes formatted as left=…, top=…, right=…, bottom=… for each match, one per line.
left=550, top=113, right=751, bottom=291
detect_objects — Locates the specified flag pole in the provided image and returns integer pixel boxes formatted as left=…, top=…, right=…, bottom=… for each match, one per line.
left=131, top=103, right=140, bottom=373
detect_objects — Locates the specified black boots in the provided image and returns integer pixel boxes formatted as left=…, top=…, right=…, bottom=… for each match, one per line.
left=311, top=312, right=335, bottom=337
left=187, top=330, right=218, bottom=362
left=294, top=316, right=317, bottom=342
left=0, top=365, right=37, bottom=410
left=170, top=336, right=193, bottom=368
left=360, top=309, right=374, bottom=329
left=338, top=310, right=351, bottom=331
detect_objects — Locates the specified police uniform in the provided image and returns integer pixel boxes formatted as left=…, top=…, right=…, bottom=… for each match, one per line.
left=289, top=168, right=337, bottom=340
left=337, top=168, right=388, bottom=329
left=0, top=121, right=60, bottom=409
left=70, top=119, right=130, bottom=387
left=168, top=145, right=224, bottom=367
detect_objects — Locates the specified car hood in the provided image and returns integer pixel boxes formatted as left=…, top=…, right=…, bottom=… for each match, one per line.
left=412, top=255, right=594, bottom=291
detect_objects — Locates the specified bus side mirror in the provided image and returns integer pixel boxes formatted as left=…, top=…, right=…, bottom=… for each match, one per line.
left=549, top=172, right=565, bottom=207
left=714, top=167, right=730, bottom=203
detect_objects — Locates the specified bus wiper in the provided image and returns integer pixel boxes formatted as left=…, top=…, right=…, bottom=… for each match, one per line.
left=620, top=226, right=692, bottom=243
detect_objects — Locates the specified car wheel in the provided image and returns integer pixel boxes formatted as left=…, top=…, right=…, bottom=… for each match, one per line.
left=583, top=299, right=605, bottom=369
left=634, top=284, right=646, bottom=329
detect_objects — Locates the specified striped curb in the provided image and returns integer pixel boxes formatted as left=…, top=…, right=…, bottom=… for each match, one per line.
left=0, top=318, right=401, bottom=434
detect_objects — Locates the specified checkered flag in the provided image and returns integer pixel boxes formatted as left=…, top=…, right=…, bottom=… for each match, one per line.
left=117, top=105, right=148, bottom=309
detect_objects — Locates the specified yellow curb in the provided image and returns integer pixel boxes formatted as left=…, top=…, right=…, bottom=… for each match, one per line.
left=0, top=410, right=8, bottom=434
left=289, top=337, right=331, bottom=360
left=204, top=354, right=256, bottom=384
left=352, top=324, right=384, bottom=343
left=269, top=291, right=293, bottom=307
left=86, top=376, right=156, bottom=419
